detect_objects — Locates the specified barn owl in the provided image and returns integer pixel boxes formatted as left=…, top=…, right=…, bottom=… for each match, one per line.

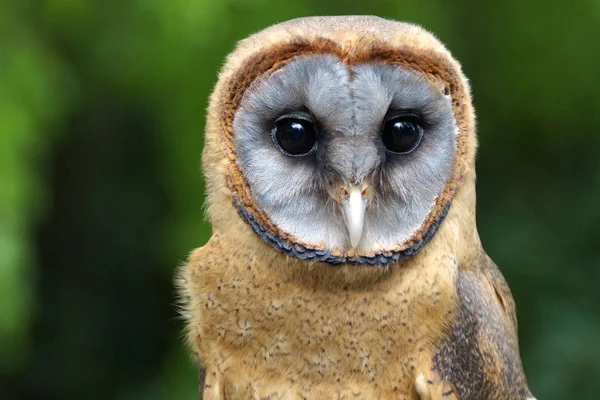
left=178, top=16, right=535, bottom=400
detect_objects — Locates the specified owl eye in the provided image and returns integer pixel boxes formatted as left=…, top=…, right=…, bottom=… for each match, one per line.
left=272, top=117, right=317, bottom=156
left=381, top=115, right=423, bottom=154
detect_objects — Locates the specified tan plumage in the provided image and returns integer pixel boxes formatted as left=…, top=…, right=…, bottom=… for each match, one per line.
left=178, top=16, right=534, bottom=399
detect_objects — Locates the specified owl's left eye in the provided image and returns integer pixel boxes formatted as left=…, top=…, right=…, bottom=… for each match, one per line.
left=381, top=114, right=424, bottom=154
left=272, top=117, right=317, bottom=156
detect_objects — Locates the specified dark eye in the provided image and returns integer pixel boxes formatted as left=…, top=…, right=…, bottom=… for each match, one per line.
left=381, top=115, right=423, bottom=154
left=272, top=117, right=317, bottom=156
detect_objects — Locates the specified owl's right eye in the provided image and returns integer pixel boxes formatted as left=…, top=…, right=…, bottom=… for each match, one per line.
left=272, top=117, right=317, bottom=156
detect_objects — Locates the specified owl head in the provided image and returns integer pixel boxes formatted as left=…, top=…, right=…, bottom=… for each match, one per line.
left=202, top=16, right=476, bottom=266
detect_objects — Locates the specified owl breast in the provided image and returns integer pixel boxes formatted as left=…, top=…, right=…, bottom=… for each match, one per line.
left=183, top=235, right=459, bottom=399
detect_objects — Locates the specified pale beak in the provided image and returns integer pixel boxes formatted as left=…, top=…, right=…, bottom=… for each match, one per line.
left=341, top=187, right=367, bottom=248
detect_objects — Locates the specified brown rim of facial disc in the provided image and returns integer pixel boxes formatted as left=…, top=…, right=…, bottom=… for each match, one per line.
left=217, top=37, right=469, bottom=265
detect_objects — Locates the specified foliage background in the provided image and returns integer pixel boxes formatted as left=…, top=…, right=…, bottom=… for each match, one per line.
left=1, top=0, right=599, bottom=399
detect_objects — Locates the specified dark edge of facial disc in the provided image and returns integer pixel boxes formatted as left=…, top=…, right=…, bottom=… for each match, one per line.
left=233, top=199, right=451, bottom=266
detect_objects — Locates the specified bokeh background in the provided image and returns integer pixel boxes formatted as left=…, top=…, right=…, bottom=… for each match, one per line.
left=1, top=0, right=599, bottom=399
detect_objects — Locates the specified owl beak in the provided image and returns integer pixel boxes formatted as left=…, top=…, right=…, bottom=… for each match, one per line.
left=341, top=187, right=367, bottom=249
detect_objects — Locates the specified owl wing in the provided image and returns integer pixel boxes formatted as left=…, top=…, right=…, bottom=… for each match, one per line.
left=426, top=253, right=534, bottom=400
left=181, top=237, right=254, bottom=400
left=199, top=368, right=205, bottom=399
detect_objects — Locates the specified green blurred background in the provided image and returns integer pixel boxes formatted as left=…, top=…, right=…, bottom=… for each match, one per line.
left=1, top=0, right=599, bottom=399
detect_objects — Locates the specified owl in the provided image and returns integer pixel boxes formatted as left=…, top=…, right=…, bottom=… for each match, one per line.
left=178, top=16, right=536, bottom=399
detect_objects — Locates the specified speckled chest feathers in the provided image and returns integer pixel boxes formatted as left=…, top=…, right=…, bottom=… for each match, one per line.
left=177, top=16, right=535, bottom=400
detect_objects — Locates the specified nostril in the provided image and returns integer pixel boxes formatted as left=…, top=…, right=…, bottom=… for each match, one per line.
left=341, top=188, right=349, bottom=198
left=361, top=188, right=368, bottom=197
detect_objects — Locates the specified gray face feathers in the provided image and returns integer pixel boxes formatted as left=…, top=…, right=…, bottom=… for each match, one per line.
left=233, top=54, right=458, bottom=255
